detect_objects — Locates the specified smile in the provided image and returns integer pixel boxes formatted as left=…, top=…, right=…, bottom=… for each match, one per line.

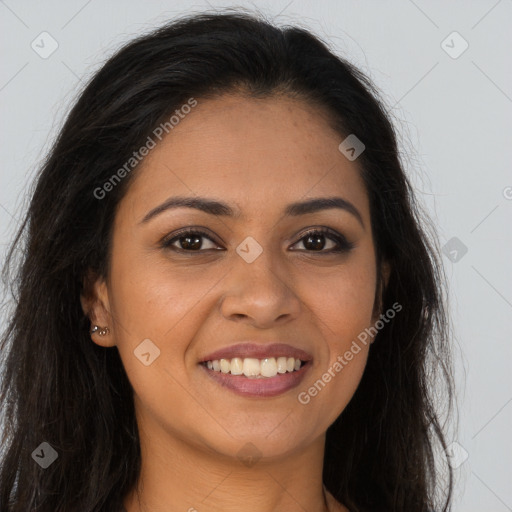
left=200, top=357, right=312, bottom=397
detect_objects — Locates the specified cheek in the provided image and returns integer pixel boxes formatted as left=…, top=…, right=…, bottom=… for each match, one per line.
left=307, top=251, right=377, bottom=344
left=107, top=258, right=213, bottom=423
left=108, top=248, right=221, bottom=343
left=297, top=252, right=376, bottom=419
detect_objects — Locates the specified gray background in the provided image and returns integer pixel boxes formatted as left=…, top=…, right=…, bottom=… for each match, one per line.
left=1, top=1, right=511, bottom=510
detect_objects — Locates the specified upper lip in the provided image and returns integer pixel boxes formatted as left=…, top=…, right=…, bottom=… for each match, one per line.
left=199, top=342, right=313, bottom=363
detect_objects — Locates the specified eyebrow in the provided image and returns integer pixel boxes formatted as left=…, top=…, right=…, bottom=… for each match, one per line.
left=140, top=196, right=364, bottom=229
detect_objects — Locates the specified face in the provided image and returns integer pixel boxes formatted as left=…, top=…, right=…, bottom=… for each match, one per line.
left=84, top=93, right=389, bottom=461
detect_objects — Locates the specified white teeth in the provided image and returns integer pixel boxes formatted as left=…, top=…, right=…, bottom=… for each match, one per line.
left=260, top=357, right=277, bottom=377
left=204, top=356, right=304, bottom=377
left=276, top=356, right=287, bottom=374
left=220, top=359, right=230, bottom=373
left=230, top=357, right=243, bottom=375
left=243, top=358, right=260, bottom=377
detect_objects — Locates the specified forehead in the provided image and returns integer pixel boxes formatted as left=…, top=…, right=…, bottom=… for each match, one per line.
left=122, top=94, right=370, bottom=224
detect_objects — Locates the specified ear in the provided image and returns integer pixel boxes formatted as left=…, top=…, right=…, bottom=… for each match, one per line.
left=80, top=269, right=116, bottom=347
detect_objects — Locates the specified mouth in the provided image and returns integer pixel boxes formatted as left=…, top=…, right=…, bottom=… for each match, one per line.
left=198, top=343, right=313, bottom=397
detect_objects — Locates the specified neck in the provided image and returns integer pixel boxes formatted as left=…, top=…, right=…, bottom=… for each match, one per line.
left=122, top=409, right=344, bottom=512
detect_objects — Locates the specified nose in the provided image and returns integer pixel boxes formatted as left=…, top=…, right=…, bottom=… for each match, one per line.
left=218, top=249, right=302, bottom=329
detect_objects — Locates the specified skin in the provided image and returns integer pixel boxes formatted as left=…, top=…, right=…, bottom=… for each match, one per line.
left=82, top=93, right=390, bottom=512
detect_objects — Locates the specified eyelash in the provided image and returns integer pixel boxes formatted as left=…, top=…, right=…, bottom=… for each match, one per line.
left=161, top=227, right=355, bottom=254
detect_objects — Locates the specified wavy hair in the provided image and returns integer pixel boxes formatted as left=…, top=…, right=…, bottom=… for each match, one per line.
left=0, top=10, right=454, bottom=512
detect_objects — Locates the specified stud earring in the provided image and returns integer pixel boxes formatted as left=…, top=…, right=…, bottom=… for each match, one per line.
left=90, top=325, right=109, bottom=336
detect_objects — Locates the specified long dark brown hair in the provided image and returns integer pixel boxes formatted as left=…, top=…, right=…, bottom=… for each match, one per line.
left=0, top=10, right=454, bottom=511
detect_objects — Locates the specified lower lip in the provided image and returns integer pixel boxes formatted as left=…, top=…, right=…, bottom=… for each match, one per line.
left=199, top=362, right=312, bottom=398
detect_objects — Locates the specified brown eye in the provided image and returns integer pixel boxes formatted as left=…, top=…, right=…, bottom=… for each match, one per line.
left=161, top=229, right=221, bottom=252
left=160, top=227, right=354, bottom=255
left=291, top=228, right=354, bottom=253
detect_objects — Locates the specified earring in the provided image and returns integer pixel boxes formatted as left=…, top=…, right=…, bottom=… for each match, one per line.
left=90, top=325, right=109, bottom=336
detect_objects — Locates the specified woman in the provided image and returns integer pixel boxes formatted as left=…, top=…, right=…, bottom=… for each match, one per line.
left=0, top=10, right=454, bottom=512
